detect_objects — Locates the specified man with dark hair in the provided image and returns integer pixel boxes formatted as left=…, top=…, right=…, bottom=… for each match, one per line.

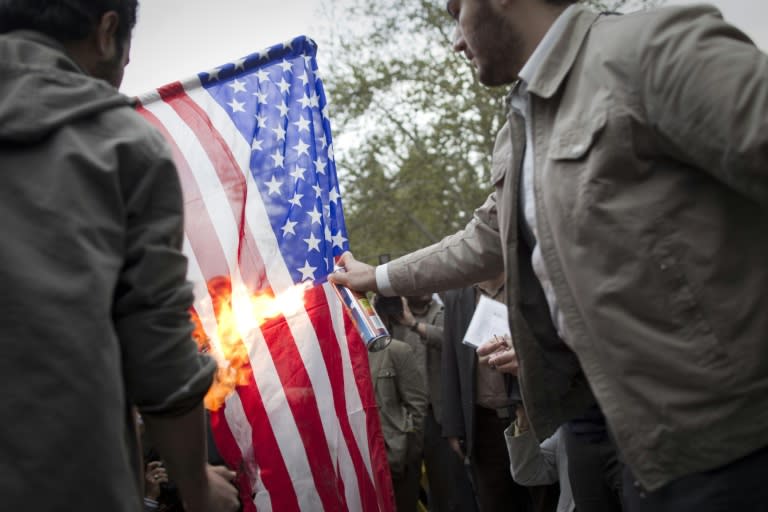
left=0, top=1, right=238, bottom=511
left=331, top=0, right=768, bottom=510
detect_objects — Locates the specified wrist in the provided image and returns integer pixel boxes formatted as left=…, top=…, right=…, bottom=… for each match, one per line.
left=409, top=321, right=420, bottom=332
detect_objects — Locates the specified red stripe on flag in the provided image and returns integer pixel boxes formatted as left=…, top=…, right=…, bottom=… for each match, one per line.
left=136, top=106, right=232, bottom=282
left=209, top=410, right=257, bottom=512
left=157, top=82, right=268, bottom=293
left=259, top=314, right=349, bottom=511
left=304, top=287, right=380, bottom=511
left=234, top=374, right=301, bottom=511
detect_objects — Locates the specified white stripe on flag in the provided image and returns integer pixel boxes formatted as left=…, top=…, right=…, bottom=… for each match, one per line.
left=323, top=283, right=376, bottom=483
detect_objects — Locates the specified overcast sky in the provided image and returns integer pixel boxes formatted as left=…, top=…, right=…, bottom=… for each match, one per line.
left=122, top=0, right=768, bottom=96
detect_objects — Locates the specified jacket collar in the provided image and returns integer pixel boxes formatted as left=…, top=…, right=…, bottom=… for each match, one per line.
left=525, top=5, right=602, bottom=99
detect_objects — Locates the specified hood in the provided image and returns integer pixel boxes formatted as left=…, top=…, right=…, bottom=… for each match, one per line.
left=0, top=31, right=132, bottom=144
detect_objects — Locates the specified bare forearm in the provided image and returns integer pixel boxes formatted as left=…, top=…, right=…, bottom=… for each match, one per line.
left=143, top=403, right=209, bottom=503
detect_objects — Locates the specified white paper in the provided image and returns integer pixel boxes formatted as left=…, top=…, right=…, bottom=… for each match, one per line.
left=462, top=295, right=510, bottom=348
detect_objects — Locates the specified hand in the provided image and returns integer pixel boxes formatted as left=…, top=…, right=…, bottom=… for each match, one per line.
left=328, top=252, right=378, bottom=293
left=448, top=437, right=465, bottom=459
left=477, top=335, right=518, bottom=375
left=394, top=298, right=416, bottom=327
left=184, top=465, right=239, bottom=512
left=145, top=460, right=169, bottom=500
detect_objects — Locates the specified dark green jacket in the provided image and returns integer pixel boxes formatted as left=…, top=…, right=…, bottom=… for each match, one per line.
left=0, top=31, right=215, bottom=511
left=368, top=339, right=427, bottom=475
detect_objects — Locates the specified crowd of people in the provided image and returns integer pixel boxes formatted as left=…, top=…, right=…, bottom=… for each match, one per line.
left=1, top=0, right=766, bottom=511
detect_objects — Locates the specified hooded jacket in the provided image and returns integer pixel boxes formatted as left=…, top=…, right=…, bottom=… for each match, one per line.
left=0, top=31, right=215, bottom=511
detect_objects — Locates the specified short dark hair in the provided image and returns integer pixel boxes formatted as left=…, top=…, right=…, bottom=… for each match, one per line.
left=0, top=0, right=138, bottom=44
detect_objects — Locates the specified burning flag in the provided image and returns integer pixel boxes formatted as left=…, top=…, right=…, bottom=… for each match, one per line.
left=136, top=37, right=394, bottom=512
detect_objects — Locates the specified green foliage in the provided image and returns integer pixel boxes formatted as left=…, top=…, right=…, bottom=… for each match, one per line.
left=320, top=0, right=660, bottom=264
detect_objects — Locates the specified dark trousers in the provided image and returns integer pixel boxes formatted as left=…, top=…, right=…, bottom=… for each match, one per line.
left=472, top=406, right=532, bottom=512
left=563, top=426, right=623, bottom=512
left=392, top=449, right=421, bottom=512
left=623, top=445, right=768, bottom=512
left=424, top=407, right=477, bottom=512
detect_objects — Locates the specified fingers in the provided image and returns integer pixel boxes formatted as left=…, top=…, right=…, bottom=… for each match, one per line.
left=447, top=438, right=464, bottom=459
left=488, top=350, right=519, bottom=375
left=336, top=251, right=356, bottom=267
left=206, top=465, right=240, bottom=512
left=210, top=464, right=237, bottom=482
left=476, top=337, right=506, bottom=357
left=327, top=269, right=349, bottom=286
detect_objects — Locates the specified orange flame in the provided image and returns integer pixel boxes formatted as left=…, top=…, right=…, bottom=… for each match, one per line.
left=191, top=276, right=311, bottom=411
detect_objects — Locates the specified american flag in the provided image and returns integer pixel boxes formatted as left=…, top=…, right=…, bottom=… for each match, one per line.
left=135, top=36, right=394, bottom=512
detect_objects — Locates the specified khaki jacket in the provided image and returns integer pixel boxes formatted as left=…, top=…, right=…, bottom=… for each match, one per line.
left=391, top=299, right=445, bottom=420
left=369, top=339, right=428, bottom=475
left=385, top=5, right=768, bottom=490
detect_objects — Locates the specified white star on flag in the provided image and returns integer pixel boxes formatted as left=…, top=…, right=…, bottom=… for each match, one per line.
left=227, top=98, right=245, bottom=113
left=294, top=115, right=310, bottom=132
left=307, top=207, right=322, bottom=225
left=297, top=260, right=317, bottom=281
left=332, top=231, right=348, bottom=249
left=277, top=77, right=291, bottom=93
left=303, top=232, right=321, bottom=252
left=265, top=175, right=283, bottom=195
left=281, top=219, right=298, bottom=236
left=314, top=157, right=326, bottom=174
left=271, top=149, right=285, bottom=168
left=288, top=193, right=304, bottom=207
left=272, top=124, right=287, bottom=141
left=228, top=79, right=247, bottom=93
left=293, top=140, right=310, bottom=157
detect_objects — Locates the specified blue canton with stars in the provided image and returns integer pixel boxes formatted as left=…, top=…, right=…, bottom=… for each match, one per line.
left=199, top=36, right=348, bottom=286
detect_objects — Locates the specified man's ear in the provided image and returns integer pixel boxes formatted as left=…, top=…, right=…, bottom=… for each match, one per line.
left=94, top=11, right=120, bottom=59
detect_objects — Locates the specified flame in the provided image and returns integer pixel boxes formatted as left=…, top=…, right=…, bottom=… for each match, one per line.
left=191, top=276, right=311, bottom=410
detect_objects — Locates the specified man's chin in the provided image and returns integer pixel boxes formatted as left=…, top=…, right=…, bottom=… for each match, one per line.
left=475, top=65, right=514, bottom=88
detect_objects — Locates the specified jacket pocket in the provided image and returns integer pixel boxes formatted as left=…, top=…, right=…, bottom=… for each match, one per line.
left=648, top=247, right=732, bottom=375
left=548, top=110, right=607, bottom=162
left=376, top=367, right=398, bottom=406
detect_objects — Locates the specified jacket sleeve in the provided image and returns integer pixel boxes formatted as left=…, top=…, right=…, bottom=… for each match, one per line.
left=387, top=192, right=504, bottom=296
left=504, top=424, right=560, bottom=486
left=392, top=343, right=428, bottom=436
left=422, top=307, right=444, bottom=350
left=113, top=130, right=215, bottom=416
left=638, top=7, right=768, bottom=205
left=440, top=291, right=466, bottom=439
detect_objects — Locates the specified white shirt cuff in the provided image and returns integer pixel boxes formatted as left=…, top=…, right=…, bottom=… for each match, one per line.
left=375, top=264, right=396, bottom=296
